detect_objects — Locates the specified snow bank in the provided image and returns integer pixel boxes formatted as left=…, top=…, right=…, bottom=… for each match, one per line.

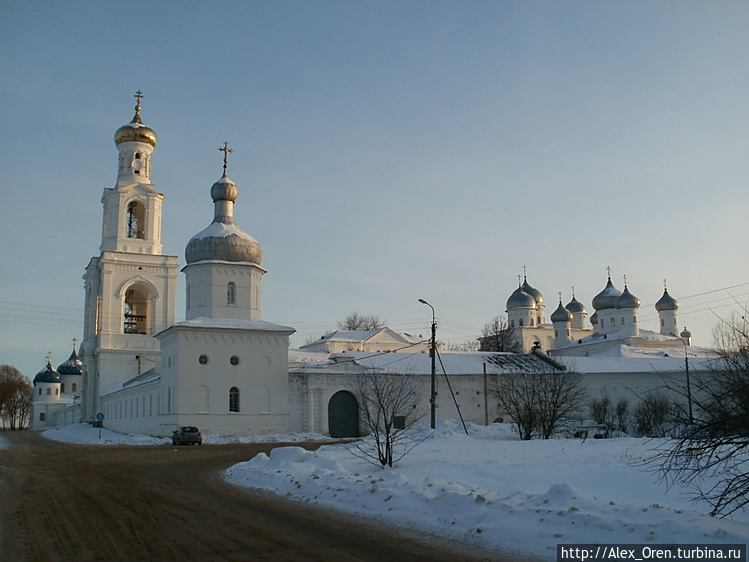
left=223, top=420, right=749, bottom=560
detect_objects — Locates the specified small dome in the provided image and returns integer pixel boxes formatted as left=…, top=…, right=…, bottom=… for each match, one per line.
left=185, top=174, right=262, bottom=265
left=655, top=288, right=679, bottom=312
left=592, top=277, right=622, bottom=311
left=57, top=348, right=82, bottom=376
left=211, top=176, right=239, bottom=202
left=616, top=286, right=641, bottom=309
left=680, top=327, right=692, bottom=339
left=565, top=296, right=586, bottom=314
left=550, top=301, right=573, bottom=323
left=506, top=286, right=536, bottom=310
left=33, top=361, right=60, bottom=384
left=590, top=311, right=599, bottom=325
left=114, top=100, right=157, bottom=148
left=521, top=279, right=544, bottom=306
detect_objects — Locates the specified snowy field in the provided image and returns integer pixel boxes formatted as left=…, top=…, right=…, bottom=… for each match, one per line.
left=29, top=422, right=749, bottom=560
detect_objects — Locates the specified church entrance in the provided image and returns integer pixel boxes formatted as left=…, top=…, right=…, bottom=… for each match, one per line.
left=328, top=391, right=359, bottom=438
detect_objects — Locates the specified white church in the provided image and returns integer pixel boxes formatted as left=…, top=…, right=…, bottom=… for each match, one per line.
left=32, top=93, right=714, bottom=438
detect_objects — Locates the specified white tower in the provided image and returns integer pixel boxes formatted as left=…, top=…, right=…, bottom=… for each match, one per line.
left=183, top=142, right=265, bottom=321
left=80, top=92, right=179, bottom=422
left=550, top=295, right=573, bottom=348
left=655, top=281, right=680, bottom=337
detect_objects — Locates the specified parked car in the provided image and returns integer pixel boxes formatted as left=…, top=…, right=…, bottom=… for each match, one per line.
left=172, top=426, right=202, bottom=446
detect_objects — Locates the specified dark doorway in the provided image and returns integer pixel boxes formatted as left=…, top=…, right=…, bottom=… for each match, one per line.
left=328, top=391, right=359, bottom=438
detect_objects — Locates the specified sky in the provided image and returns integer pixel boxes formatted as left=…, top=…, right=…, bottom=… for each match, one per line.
left=2, top=1, right=749, bottom=379
left=30, top=421, right=749, bottom=558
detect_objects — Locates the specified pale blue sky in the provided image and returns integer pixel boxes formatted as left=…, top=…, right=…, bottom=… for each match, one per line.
left=2, top=1, right=748, bottom=379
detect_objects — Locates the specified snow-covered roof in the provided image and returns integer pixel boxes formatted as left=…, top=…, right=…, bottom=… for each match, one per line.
left=561, top=344, right=716, bottom=374
left=157, top=316, right=295, bottom=336
left=291, top=350, right=558, bottom=376
left=299, top=327, right=423, bottom=348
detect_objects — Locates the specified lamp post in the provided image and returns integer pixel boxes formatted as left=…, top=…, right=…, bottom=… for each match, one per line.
left=676, top=329, right=693, bottom=423
left=419, top=299, right=437, bottom=429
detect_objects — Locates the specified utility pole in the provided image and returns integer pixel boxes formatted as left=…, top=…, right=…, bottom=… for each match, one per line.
left=419, top=299, right=437, bottom=429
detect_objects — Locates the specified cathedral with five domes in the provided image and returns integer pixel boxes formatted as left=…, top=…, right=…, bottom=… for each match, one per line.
left=504, top=269, right=691, bottom=357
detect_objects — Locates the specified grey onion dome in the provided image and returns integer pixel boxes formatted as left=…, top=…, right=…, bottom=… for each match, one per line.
left=506, top=286, right=536, bottom=310
left=590, top=310, right=599, bottom=325
left=114, top=102, right=157, bottom=147
left=655, top=288, right=679, bottom=311
left=521, top=279, right=544, bottom=306
left=33, top=361, right=60, bottom=384
left=57, top=348, right=82, bottom=376
left=565, top=296, right=586, bottom=314
left=680, top=326, right=692, bottom=339
left=185, top=175, right=262, bottom=265
left=550, top=301, right=573, bottom=323
left=616, top=285, right=641, bottom=309
left=592, top=277, right=622, bottom=311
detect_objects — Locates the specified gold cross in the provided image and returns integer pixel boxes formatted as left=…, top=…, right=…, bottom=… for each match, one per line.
left=134, top=90, right=144, bottom=105
left=571, top=285, right=575, bottom=298
left=605, top=265, right=612, bottom=279
left=623, top=274, right=628, bottom=287
left=219, top=141, right=233, bottom=176
left=72, top=337, right=78, bottom=351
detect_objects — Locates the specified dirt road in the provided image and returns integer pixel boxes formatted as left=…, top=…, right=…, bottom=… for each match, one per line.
left=0, top=432, right=518, bottom=561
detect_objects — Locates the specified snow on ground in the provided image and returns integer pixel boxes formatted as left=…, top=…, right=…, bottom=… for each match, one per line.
left=36, top=422, right=749, bottom=560
left=223, top=421, right=749, bottom=560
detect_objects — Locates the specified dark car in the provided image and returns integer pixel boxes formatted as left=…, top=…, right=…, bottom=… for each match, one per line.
left=172, top=426, right=202, bottom=446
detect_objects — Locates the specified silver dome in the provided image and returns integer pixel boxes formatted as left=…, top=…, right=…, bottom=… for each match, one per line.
left=521, top=279, right=544, bottom=306
left=592, top=278, right=622, bottom=310
left=655, top=288, right=679, bottom=312
left=590, top=310, right=599, bottom=325
left=550, top=302, right=573, bottom=323
left=616, top=286, right=641, bottom=309
left=565, top=296, right=586, bottom=314
left=506, top=286, right=536, bottom=310
left=185, top=173, right=262, bottom=265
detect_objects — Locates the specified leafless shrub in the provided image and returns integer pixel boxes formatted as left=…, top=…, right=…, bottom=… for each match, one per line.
left=494, top=365, right=586, bottom=440
left=348, top=370, right=425, bottom=468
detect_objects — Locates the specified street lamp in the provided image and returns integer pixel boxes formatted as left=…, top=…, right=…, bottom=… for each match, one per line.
left=419, top=298, right=437, bottom=429
left=677, top=327, right=693, bottom=423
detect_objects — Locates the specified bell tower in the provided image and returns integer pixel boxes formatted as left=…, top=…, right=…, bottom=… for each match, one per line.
left=80, top=92, right=179, bottom=422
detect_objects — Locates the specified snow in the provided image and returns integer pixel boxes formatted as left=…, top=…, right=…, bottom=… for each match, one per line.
left=37, top=422, right=749, bottom=560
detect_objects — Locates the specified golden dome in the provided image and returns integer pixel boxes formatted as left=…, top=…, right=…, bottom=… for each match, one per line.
left=114, top=93, right=157, bottom=147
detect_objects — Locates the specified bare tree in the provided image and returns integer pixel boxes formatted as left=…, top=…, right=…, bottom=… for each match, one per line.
left=337, top=313, right=386, bottom=331
left=445, top=339, right=479, bottom=352
left=348, top=370, right=425, bottom=467
left=651, top=312, right=749, bottom=517
left=478, top=315, right=522, bottom=353
left=494, top=364, right=585, bottom=440
left=0, top=365, right=33, bottom=430
left=590, top=393, right=630, bottom=437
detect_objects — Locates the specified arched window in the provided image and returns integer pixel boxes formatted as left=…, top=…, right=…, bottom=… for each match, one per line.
left=38, top=387, right=42, bottom=396
left=530, top=318, right=535, bottom=327
left=61, top=383, right=65, bottom=393
left=72, top=383, right=77, bottom=392
left=46, top=388, right=51, bottom=396
left=229, top=387, right=240, bottom=413
left=519, top=319, right=524, bottom=327
left=124, top=285, right=149, bottom=334
left=126, top=201, right=146, bottom=239
left=227, top=282, right=236, bottom=306
left=39, top=413, right=46, bottom=422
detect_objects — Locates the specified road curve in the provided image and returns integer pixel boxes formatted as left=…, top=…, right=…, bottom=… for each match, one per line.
left=0, top=431, right=527, bottom=561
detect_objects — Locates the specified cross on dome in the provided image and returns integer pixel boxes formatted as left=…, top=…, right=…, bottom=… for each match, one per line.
left=219, top=141, right=233, bottom=177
